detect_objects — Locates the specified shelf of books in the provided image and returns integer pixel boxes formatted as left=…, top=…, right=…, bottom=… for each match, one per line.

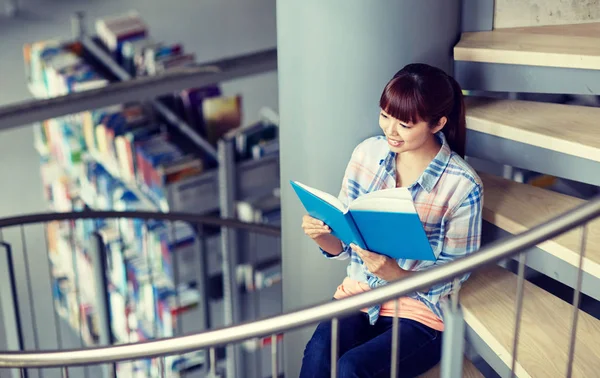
left=25, top=9, right=283, bottom=378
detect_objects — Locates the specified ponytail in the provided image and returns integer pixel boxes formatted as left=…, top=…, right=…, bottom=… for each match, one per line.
left=444, top=75, right=467, bottom=158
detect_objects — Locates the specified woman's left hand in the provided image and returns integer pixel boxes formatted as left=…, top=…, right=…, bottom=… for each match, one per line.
left=350, top=244, right=410, bottom=282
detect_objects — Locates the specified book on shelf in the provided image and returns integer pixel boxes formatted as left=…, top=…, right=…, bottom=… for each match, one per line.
left=290, top=181, right=435, bottom=261
left=95, top=10, right=148, bottom=63
left=202, top=94, right=243, bottom=146
left=179, top=85, right=222, bottom=135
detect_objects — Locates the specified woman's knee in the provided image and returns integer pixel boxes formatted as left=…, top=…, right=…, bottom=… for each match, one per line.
left=337, top=353, right=361, bottom=378
left=300, top=322, right=334, bottom=377
left=303, top=321, right=332, bottom=357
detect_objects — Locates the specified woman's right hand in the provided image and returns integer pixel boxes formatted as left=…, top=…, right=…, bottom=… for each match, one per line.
left=301, top=215, right=331, bottom=240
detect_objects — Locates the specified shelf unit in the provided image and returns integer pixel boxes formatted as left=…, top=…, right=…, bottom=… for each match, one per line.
left=26, top=11, right=282, bottom=378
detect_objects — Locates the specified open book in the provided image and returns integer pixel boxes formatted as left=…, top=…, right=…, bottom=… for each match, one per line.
left=290, top=181, right=435, bottom=261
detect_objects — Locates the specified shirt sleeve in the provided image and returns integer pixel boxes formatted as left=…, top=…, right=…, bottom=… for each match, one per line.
left=426, top=184, right=483, bottom=295
left=319, top=145, right=362, bottom=260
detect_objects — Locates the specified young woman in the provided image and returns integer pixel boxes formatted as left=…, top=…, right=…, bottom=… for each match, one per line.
left=299, top=63, right=483, bottom=378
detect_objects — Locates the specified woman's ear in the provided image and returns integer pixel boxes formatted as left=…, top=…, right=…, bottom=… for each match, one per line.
left=431, top=116, right=447, bottom=134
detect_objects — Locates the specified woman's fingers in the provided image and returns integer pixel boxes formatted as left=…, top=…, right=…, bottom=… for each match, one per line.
left=303, top=226, right=331, bottom=238
left=301, top=215, right=331, bottom=239
left=303, top=215, right=327, bottom=227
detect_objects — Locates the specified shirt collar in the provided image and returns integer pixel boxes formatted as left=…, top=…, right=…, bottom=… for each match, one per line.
left=379, top=132, right=452, bottom=193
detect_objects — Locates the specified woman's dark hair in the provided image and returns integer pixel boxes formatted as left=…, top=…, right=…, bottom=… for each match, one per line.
left=379, top=63, right=466, bottom=158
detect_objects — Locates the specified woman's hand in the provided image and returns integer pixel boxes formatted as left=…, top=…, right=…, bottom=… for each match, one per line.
left=302, top=215, right=331, bottom=240
left=350, top=244, right=411, bottom=282
left=301, top=215, right=345, bottom=256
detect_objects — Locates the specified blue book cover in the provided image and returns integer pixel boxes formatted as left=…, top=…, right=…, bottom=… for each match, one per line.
left=290, top=181, right=435, bottom=261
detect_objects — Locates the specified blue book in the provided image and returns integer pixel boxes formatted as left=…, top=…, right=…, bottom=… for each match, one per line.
left=290, top=181, right=435, bottom=261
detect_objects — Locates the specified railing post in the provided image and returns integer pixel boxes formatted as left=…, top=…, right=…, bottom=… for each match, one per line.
left=0, top=242, right=27, bottom=378
left=89, top=232, right=116, bottom=378
left=440, top=285, right=465, bottom=378
left=218, top=138, right=242, bottom=378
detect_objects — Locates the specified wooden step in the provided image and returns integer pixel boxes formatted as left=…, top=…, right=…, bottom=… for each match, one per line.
left=454, top=22, right=600, bottom=70
left=465, top=97, right=600, bottom=163
left=419, top=358, right=483, bottom=378
left=480, top=173, right=600, bottom=277
left=462, top=265, right=600, bottom=377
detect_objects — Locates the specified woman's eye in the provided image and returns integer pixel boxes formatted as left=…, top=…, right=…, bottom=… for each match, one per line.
left=380, top=113, right=388, bottom=118
left=400, top=124, right=410, bottom=129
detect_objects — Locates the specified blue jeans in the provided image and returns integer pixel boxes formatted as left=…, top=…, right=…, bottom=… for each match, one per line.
left=299, top=312, right=442, bottom=378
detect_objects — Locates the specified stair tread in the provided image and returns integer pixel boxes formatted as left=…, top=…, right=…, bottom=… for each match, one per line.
left=495, top=23, right=600, bottom=38
left=465, top=97, right=600, bottom=163
left=462, top=265, right=600, bottom=377
left=480, top=173, right=600, bottom=276
left=419, top=357, right=483, bottom=378
left=454, top=23, right=600, bottom=69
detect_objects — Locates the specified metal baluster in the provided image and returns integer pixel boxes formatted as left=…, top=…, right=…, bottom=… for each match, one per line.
left=1, top=242, right=27, bottom=378
left=92, top=218, right=116, bottom=378
left=170, top=220, right=184, bottom=337
left=170, top=220, right=184, bottom=378
left=249, top=230, right=262, bottom=378
left=44, top=224, right=64, bottom=352
left=158, top=356, right=165, bottom=378
left=68, top=219, right=88, bottom=378
left=209, top=347, right=217, bottom=377
left=566, top=225, right=588, bottom=378
left=144, top=220, right=158, bottom=339
left=20, top=368, right=26, bottom=378
left=114, top=220, right=128, bottom=378
left=510, top=253, right=527, bottom=378
left=390, top=299, right=400, bottom=378
left=20, top=225, right=43, bottom=378
left=331, top=317, right=339, bottom=378
left=271, top=334, right=278, bottom=378
left=196, top=224, right=212, bottom=376
left=61, top=367, right=69, bottom=378
left=144, top=219, right=161, bottom=376
left=440, top=278, right=465, bottom=378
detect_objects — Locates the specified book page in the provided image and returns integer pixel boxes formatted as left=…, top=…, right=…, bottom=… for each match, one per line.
left=350, top=198, right=416, bottom=213
left=291, top=181, right=345, bottom=212
left=350, top=187, right=415, bottom=213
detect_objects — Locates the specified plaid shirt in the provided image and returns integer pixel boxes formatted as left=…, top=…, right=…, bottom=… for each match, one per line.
left=323, top=132, right=483, bottom=324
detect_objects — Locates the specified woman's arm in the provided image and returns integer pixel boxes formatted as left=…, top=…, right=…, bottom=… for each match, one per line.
left=351, top=184, right=483, bottom=283
left=315, top=234, right=344, bottom=256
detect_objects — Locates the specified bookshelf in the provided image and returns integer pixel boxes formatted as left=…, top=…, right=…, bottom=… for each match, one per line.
left=25, top=10, right=282, bottom=378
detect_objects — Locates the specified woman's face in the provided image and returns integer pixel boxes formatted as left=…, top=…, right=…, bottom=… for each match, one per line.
left=379, top=108, right=438, bottom=154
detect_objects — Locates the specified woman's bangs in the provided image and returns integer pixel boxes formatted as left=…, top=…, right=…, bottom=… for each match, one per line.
left=379, top=77, right=426, bottom=124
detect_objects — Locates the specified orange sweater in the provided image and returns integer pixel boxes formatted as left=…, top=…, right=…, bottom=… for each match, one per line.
left=333, top=277, right=444, bottom=332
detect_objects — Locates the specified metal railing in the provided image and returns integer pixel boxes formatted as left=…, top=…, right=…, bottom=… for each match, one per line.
left=0, top=210, right=282, bottom=378
left=0, top=17, right=598, bottom=377
left=0, top=195, right=597, bottom=377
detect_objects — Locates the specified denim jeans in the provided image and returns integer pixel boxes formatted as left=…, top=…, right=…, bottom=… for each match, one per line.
left=299, top=311, right=442, bottom=378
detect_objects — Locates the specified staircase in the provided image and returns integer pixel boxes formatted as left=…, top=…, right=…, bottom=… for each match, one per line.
left=449, top=21, right=600, bottom=377
left=1, top=8, right=600, bottom=378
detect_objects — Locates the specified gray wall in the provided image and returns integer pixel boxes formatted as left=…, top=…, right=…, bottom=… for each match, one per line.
left=0, top=1, right=276, bottom=376
left=277, top=1, right=461, bottom=376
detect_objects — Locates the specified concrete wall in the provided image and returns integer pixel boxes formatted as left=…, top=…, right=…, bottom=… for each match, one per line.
left=494, top=0, right=600, bottom=28
left=0, top=1, right=277, bottom=377
left=277, top=1, right=461, bottom=376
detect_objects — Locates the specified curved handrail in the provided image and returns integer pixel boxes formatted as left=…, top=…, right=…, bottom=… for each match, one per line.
left=0, top=210, right=281, bottom=237
left=0, top=195, right=598, bottom=368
